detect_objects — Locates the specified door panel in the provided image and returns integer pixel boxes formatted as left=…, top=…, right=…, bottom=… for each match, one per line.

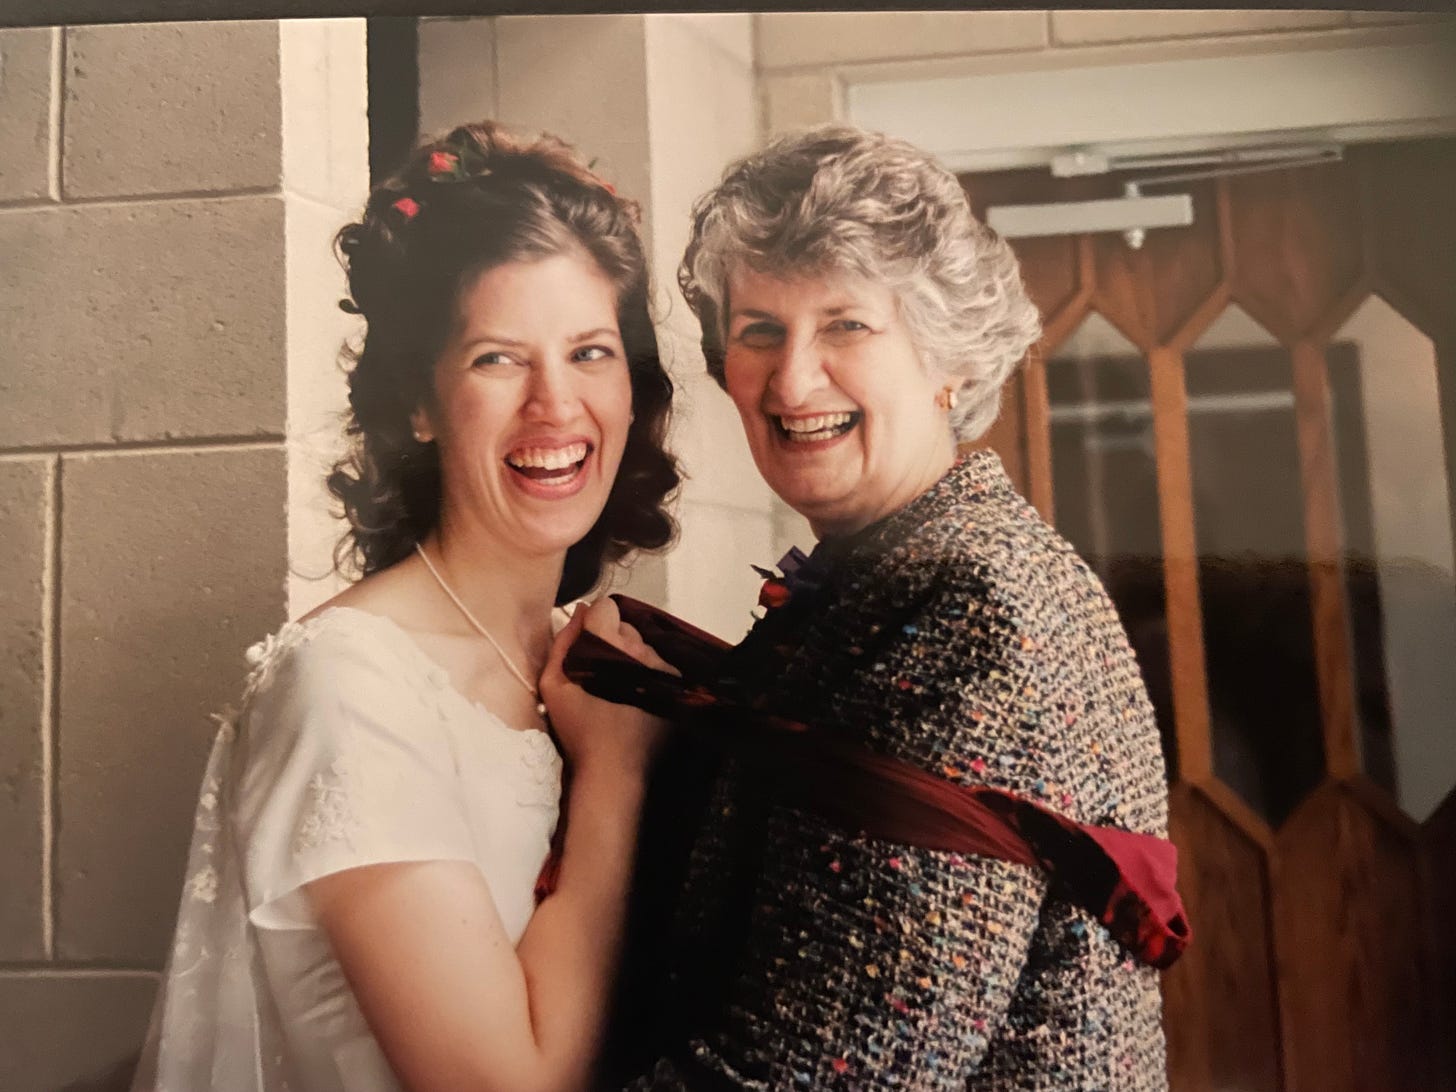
left=964, top=137, right=1456, bottom=1092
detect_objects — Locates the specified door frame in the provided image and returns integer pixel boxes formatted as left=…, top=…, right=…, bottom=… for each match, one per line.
left=910, top=45, right=1456, bottom=1092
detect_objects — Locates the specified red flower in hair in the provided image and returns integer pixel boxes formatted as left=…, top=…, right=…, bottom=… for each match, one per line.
left=392, top=196, right=420, bottom=220
left=428, top=151, right=459, bottom=176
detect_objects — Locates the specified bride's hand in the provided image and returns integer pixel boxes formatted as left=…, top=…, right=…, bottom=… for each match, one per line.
left=572, top=597, right=681, bottom=677
left=539, top=601, right=670, bottom=776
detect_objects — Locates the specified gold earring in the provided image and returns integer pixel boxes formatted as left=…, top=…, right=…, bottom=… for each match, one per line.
left=937, top=387, right=959, bottom=412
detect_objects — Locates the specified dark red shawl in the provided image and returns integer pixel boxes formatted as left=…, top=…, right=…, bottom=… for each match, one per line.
left=555, top=591, right=1190, bottom=970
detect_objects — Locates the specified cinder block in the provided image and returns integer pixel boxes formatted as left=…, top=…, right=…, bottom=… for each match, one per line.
left=63, top=21, right=281, bottom=199
left=284, top=195, right=355, bottom=619
left=643, top=11, right=758, bottom=290
left=755, top=12, right=1046, bottom=70
left=279, top=18, right=368, bottom=210
left=761, top=72, right=840, bottom=137
left=0, top=196, right=286, bottom=447
left=495, top=15, right=653, bottom=217
left=667, top=499, right=775, bottom=642
left=417, top=17, right=498, bottom=141
left=645, top=14, right=757, bottom=196
left=57, top=446, right=287, bottom=964
left=1350, top=11, right=1456, bottom=25
left=1051, top=9, right=1347, bottom=46
left=671, top=370, right=774, bottom=514
left=772, top=496, right=816, bottom=567
left=0, top=28, right=57, bottom=202
left=605, top=547, right=669, bottom=613
left=0, top=973, right=157, bottom=1091
left=0, top=458, right=50, bottom=960
left=673, top=14, right=754, bottom=68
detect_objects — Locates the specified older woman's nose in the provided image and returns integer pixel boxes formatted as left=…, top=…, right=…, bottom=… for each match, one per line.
left=766, top=336, right=828, bottom=407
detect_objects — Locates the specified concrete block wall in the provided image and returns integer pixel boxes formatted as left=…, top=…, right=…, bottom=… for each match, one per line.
left=0, top=21, right=364, bottom=1089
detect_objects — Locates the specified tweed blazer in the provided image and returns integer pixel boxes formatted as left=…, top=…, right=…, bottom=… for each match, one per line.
left=622, top=451, right=1171, bottom=1092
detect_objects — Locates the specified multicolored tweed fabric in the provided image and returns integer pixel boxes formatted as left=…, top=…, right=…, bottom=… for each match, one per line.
left=624, top=451, right=1172, bottom=1091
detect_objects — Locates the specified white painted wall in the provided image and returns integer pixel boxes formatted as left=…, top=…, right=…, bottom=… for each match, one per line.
left=755, top=11, right=1456, bottom=155
left=281, top=19, right=369, bottom=619
left=642, top=16, right=772, bottom=642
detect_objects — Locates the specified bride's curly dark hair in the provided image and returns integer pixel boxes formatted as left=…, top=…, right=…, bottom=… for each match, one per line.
left=328, top=121, right=680, bottom=604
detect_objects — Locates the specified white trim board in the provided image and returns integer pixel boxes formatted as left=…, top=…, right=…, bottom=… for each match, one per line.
left=846, top=40, right=1456, bottom=172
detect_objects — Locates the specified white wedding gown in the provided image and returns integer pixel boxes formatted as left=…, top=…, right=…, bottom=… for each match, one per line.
left=132, top=606, right=562, bottom=1092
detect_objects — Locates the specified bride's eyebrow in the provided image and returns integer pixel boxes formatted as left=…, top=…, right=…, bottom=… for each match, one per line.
left=455, top=327, right=621, bottom=352
left=457, top=332, right=522, bottom=352
left=567, top=327, right=621, bottom=343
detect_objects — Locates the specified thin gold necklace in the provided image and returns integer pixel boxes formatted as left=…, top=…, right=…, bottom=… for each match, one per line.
left=414, top=542, right=547, bottom=716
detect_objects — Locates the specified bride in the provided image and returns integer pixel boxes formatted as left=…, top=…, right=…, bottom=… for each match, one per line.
left=132, top=121, right=679, bottom=1092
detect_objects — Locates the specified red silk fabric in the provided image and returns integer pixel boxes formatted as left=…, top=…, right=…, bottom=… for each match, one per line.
left=556, top=595, right=1190, bottom=969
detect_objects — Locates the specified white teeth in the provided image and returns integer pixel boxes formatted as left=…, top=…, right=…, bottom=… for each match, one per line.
left=780, top=413, right=856, bottom=442
left=776, top=412, right=855, bottom=439
left=507, top=442, right=588, bottom=470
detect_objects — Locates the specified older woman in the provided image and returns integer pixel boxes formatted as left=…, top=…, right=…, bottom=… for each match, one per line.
left=134, top=121, right=679, bottom=1092
left=580, top=125, right=1180, bottom=1091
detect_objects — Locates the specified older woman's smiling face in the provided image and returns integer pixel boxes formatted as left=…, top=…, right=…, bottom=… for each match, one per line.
left=723, top=268, right=961, bottom=538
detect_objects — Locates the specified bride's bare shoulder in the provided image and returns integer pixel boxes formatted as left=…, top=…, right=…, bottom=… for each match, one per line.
left=296, top=559, right=421, bottom=627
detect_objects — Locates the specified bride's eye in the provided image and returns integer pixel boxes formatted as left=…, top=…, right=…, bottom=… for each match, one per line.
left=471, top=350, right=515, bottom=368
left=571, top=345, right=616, bottom=364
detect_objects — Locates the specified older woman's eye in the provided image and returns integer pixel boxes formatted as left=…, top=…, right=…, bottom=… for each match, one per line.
left=736, top=322, right=784, bottom=349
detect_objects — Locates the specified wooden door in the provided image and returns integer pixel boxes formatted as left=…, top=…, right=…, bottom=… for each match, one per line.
left=963, top=139, right=1456, bottom=1092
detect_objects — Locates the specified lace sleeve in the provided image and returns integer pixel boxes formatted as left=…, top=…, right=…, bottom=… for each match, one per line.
left=234, top=622, right=478, bottom=931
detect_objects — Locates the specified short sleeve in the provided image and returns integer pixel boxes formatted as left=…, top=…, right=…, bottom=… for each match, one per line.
left=234, top=623, right=477, bottom=931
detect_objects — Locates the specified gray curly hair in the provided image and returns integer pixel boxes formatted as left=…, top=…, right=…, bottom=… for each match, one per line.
left=679, top=124, right=1042, bottom=442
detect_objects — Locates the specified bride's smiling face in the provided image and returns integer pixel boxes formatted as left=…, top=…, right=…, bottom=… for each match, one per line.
left=413, top=250, right=634, bottom=559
